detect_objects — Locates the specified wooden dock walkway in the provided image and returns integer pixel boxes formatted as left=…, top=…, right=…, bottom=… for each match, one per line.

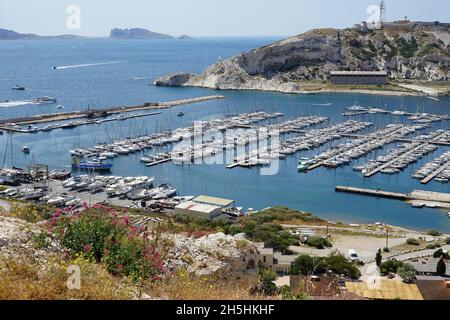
left=420, top=161, right=450, bottom=184
left=363, top=143, right=425, bottom=177
left=145, top=158, right=172, bottom=167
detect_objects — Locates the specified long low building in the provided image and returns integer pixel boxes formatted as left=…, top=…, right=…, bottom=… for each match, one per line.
left=330, top=71, right=388, bottom=85
left=193, top=195, right=235, bottom=208
left=174, top=201, right=223, bottom=220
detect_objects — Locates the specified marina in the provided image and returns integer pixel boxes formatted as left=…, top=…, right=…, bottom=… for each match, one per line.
left=414, top=151, right=450, bottom=184
left=343, top=105, right=450, bottom=123
left=1, top=37, right=449, bottom=233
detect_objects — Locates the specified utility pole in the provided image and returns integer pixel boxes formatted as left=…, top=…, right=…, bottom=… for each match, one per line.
left=379, top=0, right=386, bottom=29
left=385, top=226, right=389, bottom=251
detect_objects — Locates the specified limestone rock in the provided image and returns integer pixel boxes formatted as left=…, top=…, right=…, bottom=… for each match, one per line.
left=163, top=232, right=259, bottom=277
left=155, top=25, right=450, bottom=92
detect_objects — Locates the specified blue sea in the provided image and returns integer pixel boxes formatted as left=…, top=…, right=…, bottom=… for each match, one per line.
left=0, top=38, right=449, bottom=232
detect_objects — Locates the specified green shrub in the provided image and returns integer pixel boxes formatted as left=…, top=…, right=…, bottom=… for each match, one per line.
left=325, top=252, right=361, bottom=279
left=259, top=267, right=277, bottom=295
left=445, top=237, right=450, bottom=245
left=433, top=249, right=449, bottom=259
left=426, top=230, right=442, bottom=237
left=291, top=253, right=361, bottom=279
left=397, top=36, right=418, bottom=58
left=406, top=238, right=420, bottom=246
left=398, top=263, right=417, bottom=284
left=103, top=236, right=162, bottom=281
left=306, top=236, right=332, bottom=250
left=32, top=231, right=51, bottom=250
left=380, top=260, right=404, bottom=275
left=426, top=244, right=436, bottom=250
left=290, top=255, right=327, bottom=276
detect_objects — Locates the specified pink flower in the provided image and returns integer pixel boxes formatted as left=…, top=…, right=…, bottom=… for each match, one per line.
left=117, top=264, right=124, bottom=272
left=83, top=244, right=91, bottom=253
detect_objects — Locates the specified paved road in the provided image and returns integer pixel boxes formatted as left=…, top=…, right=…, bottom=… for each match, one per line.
left=385, top=245, right=450, bottom=261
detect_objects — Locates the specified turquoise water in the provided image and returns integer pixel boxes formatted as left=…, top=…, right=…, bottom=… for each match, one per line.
left=0, top=38, right=449, bottom=232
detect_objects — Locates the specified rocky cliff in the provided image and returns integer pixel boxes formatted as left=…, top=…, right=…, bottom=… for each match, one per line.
left=155, top=24, right=450, bottom=92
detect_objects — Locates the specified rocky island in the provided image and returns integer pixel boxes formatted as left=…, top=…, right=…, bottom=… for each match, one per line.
left=155, top=21, right=450, bottom=95
left=0, top=28, right=85, bottom=40
left=110, top=28, right=192, bottom=40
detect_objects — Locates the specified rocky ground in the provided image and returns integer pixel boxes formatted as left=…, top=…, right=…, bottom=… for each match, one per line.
left=164, top=232, right=259, bottom=277
left=0, top=216, right=61, bottom=261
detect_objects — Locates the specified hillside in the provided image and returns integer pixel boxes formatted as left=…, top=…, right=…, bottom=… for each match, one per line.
left=0, top=28, right=85, bottom=40
left=155, top=23, right=450, bottom=93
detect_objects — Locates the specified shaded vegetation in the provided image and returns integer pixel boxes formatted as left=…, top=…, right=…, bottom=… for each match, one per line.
left=396, top=36, right=419, bottom=58
left=290, top=252, right=361, bottom=279
left=380, top=260, right=404, bottom=275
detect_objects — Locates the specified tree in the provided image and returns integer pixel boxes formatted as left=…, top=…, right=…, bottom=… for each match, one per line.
left=398, top=263, right=416, bottom=284
left=375, top=249, right=383, bottom=267
left=380, top=260, right=404, bottom=275
left=259, top=267, right=277, bottom=295
left=436, top=257, right=446, bottom=277
left=326, top=252, right=361, bottom=279
left=290, top=255, right=327, bottom=276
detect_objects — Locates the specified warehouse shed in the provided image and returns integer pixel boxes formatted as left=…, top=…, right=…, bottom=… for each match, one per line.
left=330, top=71, right=388, bottom=85
left=174, top=201, right=223, bottom=220
left=193, top=195, right=235, bottom=208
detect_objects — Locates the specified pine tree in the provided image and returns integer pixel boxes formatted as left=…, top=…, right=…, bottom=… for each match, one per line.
left=436, top=257, right=446, bottom=276
left=375, top=249, right=382, bottom=267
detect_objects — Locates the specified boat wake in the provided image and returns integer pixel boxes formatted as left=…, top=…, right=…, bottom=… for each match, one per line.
left=53, top=61, right=123, bottom=70
left=0, top=100, right=35, bottom=108
left=130, top=76, right=148, bottom=80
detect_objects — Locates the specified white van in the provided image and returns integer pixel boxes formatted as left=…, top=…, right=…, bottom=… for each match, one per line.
left=347, top=249, right=359, bottom=262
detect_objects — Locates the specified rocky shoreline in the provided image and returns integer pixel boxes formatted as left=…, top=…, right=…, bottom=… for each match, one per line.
left=155, top=24, right=450, bottom=97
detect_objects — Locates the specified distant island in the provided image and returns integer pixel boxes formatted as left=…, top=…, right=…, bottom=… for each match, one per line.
left=0, top=28, right=86, bottom=40
left=0, top=27, right=193, bottom=40
left=109, top=28, right=192, bottom=40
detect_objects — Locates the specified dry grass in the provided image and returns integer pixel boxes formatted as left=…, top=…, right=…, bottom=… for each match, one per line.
left=0, top=253, right=136, bottom=300
left=148, top=270, right=276, bottom=300
left=297, top=81, right=413, bottom=93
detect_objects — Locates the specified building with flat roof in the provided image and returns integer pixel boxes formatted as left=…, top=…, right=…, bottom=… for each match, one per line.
left=416, top=276, right=450, bottom=300
left=345, top=280, right=423, bottom=300
left=408, top=258, right=450, bottom=277
left=330, top=71, right=388, bottom=85
left=193, top=195, right=234, bottom=208
left=174, top=201, right=223, bottom=220
left=257, top=243, right=297, bottom=275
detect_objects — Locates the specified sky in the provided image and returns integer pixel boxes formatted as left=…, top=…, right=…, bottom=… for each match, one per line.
left=0, top=0, right=449, bottom=37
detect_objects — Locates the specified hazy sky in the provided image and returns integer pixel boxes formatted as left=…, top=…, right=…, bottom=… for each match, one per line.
left=1, top=0, right=449, bottom=37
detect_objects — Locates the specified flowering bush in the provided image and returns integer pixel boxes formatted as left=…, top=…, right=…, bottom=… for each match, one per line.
left=49, top=204, right=164, bottom=281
